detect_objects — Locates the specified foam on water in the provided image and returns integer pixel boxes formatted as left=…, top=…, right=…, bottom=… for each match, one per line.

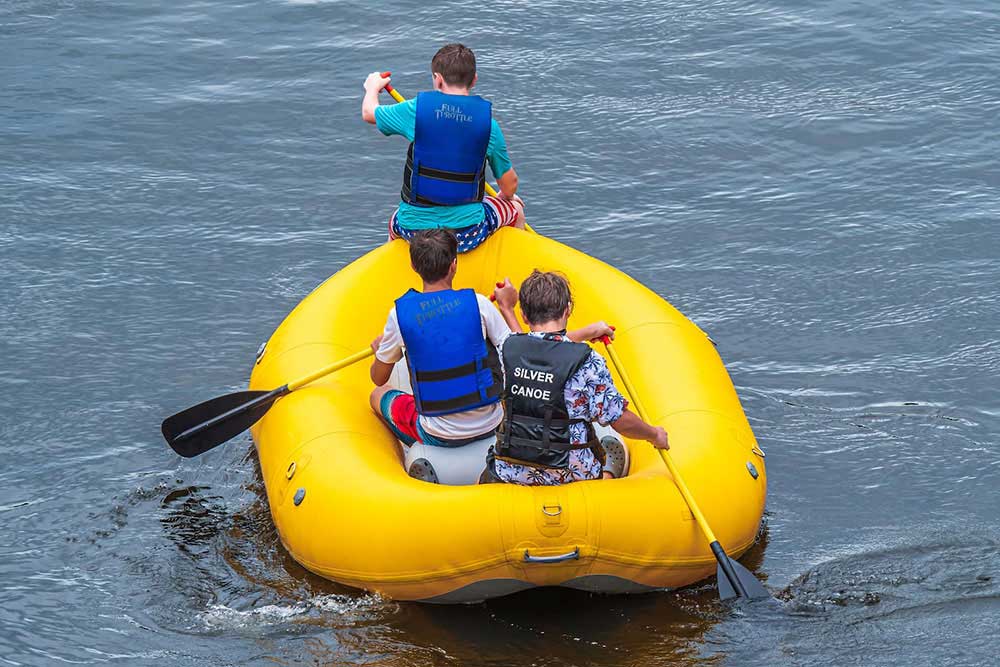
left=706, top=529, right=1000, bottom=666
left=200, top=593, right=389, bottom=630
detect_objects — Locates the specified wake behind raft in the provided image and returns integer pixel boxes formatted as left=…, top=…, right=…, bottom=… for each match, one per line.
left=244, top=227, right=767, bottom=603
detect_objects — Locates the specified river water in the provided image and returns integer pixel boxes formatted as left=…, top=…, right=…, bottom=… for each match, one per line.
left=2, top=1, right=999, bottom=665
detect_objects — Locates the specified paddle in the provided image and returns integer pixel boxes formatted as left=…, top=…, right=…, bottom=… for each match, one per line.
left=381, top=71, right=406, bottom=104
left=162, top=348, right=373, bottom=458
left=166, top=73, right=494, bottom=459
left=379, top=71, right=502, bottom=198
left=600, top=336, right=771, bottom=601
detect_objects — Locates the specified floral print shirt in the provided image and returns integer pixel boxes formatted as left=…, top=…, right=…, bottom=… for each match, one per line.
left=493, top=331, right=628, bottom=485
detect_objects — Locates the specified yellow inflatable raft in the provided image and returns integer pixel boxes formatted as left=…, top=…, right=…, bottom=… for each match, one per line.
left=249, top=228, right=766, bottom=603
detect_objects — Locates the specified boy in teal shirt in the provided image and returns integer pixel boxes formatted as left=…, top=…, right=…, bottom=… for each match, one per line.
left=361, top=44, right=525, bottom=252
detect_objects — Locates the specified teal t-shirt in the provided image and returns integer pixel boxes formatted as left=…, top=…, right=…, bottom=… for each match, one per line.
left=374, top=97, right=513, bottom=230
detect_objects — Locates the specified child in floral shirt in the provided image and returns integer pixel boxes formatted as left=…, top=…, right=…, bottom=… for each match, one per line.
left=488, top=271, right=669, bottom=485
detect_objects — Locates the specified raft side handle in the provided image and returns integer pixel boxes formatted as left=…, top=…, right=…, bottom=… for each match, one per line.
left=523, top=547, right=579, bottom=563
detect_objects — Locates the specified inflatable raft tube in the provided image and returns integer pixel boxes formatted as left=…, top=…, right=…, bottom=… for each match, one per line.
left=249, top=228, right=766, bottom=603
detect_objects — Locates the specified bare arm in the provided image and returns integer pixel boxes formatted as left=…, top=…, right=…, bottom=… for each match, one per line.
left=370, top=359, right=393, bottom=386
left=492, top=278, right=523, bottom=332
left=498, top=305, right=522, bottom=333
left=361, top=72, right=390, bottom=125
left=567, top=321, right=614, bottom=343
left=496, top=167, right=519, bottom=200
left=368, top=334, right=393, bottom=386
left=610, top=408, right=669, bottom=449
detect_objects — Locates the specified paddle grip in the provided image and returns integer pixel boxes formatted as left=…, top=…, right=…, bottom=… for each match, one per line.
left=380, top=71, right=395, bottom=95
left=489, top=280, right=506, bottom=302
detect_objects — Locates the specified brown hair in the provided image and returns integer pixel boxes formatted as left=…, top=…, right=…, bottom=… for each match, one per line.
left=519, top=270, right=573, bottom=325
left=431, top=43, right=477, bottom=88
left=409, top=229, right=458, bottom=282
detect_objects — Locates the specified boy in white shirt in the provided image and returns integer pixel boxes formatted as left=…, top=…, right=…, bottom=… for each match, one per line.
left=369, top=230, right=616, bottom=484
left=369, top=229, right=511, bottom=449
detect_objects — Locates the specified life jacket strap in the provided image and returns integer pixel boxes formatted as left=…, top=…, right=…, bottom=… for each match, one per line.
left=401, top=143, right=486, bottom=207
left=496, top=407, right=597, bottom=454
left=419, top=381, right=502, bottom=414
left=416, top=164, right=480, bottom=183
left=411, top=192, right=471, bottom=207
left=413, top=360, right=479, bottom=382
left=507, top=412, right=589, bottom=429
left=499, top=432, right=596, bottom=453
left=541, top=406, right=553, bottom=450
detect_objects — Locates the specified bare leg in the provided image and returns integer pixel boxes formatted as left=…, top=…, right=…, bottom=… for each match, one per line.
left=512, top=195, right=526, bottom=229
left=370, top=384, right=395, bottom=417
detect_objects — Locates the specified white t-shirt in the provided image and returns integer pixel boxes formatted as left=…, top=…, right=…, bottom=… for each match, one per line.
left=377, top=293, right=511, bottom=440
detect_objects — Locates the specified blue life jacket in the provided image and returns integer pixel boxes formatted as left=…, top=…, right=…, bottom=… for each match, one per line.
left=401, top=91, right=492, bottom=207
left=395, top=288, right=502, bottom=416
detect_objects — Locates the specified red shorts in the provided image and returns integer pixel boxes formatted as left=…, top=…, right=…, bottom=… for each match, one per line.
left=378, top=390, right=421, bottom=444
left=377, top=390, right=492, bottom=447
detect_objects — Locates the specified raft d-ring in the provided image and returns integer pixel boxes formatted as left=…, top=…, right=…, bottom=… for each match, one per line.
left=542, top=504, right=562, bottom=516
left=286, top=461, right=297, bottom=480
left=255, top=341, right=267, bottom=365
left=752, top=446, right=766, bottom=458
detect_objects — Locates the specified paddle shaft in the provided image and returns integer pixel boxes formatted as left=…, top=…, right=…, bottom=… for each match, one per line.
left=384, top=80, right=406, bottom=104
left=601, top=339, right=750, bottom=598
left=287, top=348, right=374, bottom=391
left=172, top=348, right=373, bottom=444
left=380, top=72, right=500, bottom=198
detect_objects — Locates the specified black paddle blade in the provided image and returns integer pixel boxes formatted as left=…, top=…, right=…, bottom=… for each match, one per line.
left=717, top=557, right=771, bottom=601
left=161, top=390, right=276, bottom=458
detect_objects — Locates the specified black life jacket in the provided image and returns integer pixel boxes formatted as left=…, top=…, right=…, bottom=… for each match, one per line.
left=495, top=332, right=599, bottom=469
